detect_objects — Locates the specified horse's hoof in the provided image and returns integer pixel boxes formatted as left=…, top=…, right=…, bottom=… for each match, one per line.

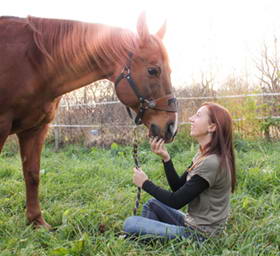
left=28, top=216, right=52, bottom=231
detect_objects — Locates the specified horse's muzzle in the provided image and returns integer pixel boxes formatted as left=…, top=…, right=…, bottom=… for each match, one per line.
left=149, top=122, right=177, bottom=143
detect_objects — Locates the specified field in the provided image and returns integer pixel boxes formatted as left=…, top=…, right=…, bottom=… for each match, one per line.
left=0, top=137, right=279, bottom=256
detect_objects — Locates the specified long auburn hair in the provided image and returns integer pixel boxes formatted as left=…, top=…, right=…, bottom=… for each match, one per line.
left=202, top=102, right=236, bottom=193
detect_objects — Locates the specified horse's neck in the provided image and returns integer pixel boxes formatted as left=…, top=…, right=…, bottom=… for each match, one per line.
left=52, top=69, right=107, bottom=98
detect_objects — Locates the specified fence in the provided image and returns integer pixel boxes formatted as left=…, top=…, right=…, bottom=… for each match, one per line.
left=49, top=91, right=280, bottom=149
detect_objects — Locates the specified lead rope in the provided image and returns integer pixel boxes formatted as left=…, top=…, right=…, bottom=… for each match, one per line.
left=132, top=126, right=141, bottom=215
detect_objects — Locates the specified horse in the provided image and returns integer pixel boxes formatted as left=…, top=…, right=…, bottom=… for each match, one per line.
left=0, top=13, right=178, bottom=229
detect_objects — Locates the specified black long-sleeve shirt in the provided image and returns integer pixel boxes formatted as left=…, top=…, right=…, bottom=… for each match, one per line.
left=142, top=159, right=209, bottom=209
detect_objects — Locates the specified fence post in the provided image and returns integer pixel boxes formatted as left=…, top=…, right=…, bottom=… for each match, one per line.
left=54, top=127, right=59, bottom=151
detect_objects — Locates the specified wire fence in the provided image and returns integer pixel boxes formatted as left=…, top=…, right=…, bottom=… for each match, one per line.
left=58, top=92, right=280, bottom=108
left=49, top=91, right=280, bottom=148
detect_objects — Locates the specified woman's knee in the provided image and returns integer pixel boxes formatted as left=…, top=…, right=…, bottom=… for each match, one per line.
left=123, top=216, right=141, bottom=234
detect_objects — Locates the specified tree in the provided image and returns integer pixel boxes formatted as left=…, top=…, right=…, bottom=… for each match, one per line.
left=256, top=37, right=280, bottom=93
left=256, top=37, right=280, bottom=140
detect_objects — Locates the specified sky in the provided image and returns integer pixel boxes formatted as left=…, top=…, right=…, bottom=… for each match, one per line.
left=2, top=0, right=280, bottom=88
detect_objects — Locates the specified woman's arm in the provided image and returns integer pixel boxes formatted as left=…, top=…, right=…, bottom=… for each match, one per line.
left=163, top=160, right=189, bottom=191
left=142, top=174, right=209, bottom=209
left=149, top=138, right=190, bottom=191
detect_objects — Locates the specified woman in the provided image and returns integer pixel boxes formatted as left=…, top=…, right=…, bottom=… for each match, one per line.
left=123, top=102, right=236, bottom=242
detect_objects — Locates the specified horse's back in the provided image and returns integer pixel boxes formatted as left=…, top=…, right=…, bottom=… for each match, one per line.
left=0, top=16, right=32, bottom=68
left=0, top=17, right=37, bottom=105
left=0, top=16, right=30, bottom=45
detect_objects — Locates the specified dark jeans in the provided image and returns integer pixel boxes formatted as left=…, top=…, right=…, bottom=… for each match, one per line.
left=123, top=199, right=206, bottom=242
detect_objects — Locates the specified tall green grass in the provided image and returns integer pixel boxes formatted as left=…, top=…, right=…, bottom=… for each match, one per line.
left=0, top=139, right=279, bottom=255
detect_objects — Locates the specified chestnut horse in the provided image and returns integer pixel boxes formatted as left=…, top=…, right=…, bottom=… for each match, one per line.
left=0, top=13, right=178, bottom=229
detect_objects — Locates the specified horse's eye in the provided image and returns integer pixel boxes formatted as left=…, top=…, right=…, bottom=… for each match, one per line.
left=148, top=67, right=161, bottom=77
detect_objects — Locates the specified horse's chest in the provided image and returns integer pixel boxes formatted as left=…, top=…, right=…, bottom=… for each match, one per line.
left=11, top=102, right=58, bottom=133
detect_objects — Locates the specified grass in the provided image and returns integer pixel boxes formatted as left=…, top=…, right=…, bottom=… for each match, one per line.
left=0, top=138, right=279, bottom=255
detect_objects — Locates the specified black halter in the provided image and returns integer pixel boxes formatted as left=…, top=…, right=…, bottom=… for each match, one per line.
left=114, top=54, right=178, bottom=125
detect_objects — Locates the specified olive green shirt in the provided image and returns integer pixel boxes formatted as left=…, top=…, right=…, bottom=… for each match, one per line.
left=185, top=152, right=231, bottom=236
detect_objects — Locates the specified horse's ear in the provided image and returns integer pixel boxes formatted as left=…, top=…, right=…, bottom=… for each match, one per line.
left=137, top=12, right=150, bottom=47
left=156, top=20, right=166, bottom=40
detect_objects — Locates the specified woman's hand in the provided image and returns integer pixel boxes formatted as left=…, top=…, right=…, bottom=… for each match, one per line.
left=133, top=167, right=148, bottom=188
left=150, top=137, right=170, bottom=162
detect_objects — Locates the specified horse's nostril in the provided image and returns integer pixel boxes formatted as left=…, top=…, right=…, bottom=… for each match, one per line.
left=150, top=124, right=160, bottom=137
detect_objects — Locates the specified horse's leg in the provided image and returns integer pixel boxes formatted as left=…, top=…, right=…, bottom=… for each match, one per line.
left=0, top=121, right=11, bottom=153
left=0, top=134, right=8, bottom=153
left=17, top=124, right=51, bottom=229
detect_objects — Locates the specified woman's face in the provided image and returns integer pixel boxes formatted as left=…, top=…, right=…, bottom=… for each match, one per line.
left=189, top=106, right=213, bottom=138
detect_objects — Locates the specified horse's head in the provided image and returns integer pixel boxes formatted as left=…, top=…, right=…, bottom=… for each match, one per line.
left=113, top=13, right=178, bottom=143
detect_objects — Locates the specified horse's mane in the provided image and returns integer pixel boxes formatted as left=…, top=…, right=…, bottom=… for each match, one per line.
left=26, top=16, right=140, bottom=75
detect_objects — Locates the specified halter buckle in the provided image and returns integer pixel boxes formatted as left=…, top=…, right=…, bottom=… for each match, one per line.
left=121, top=66, right=130, bottom=76
left=146, top=100, right=156, bottom=109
